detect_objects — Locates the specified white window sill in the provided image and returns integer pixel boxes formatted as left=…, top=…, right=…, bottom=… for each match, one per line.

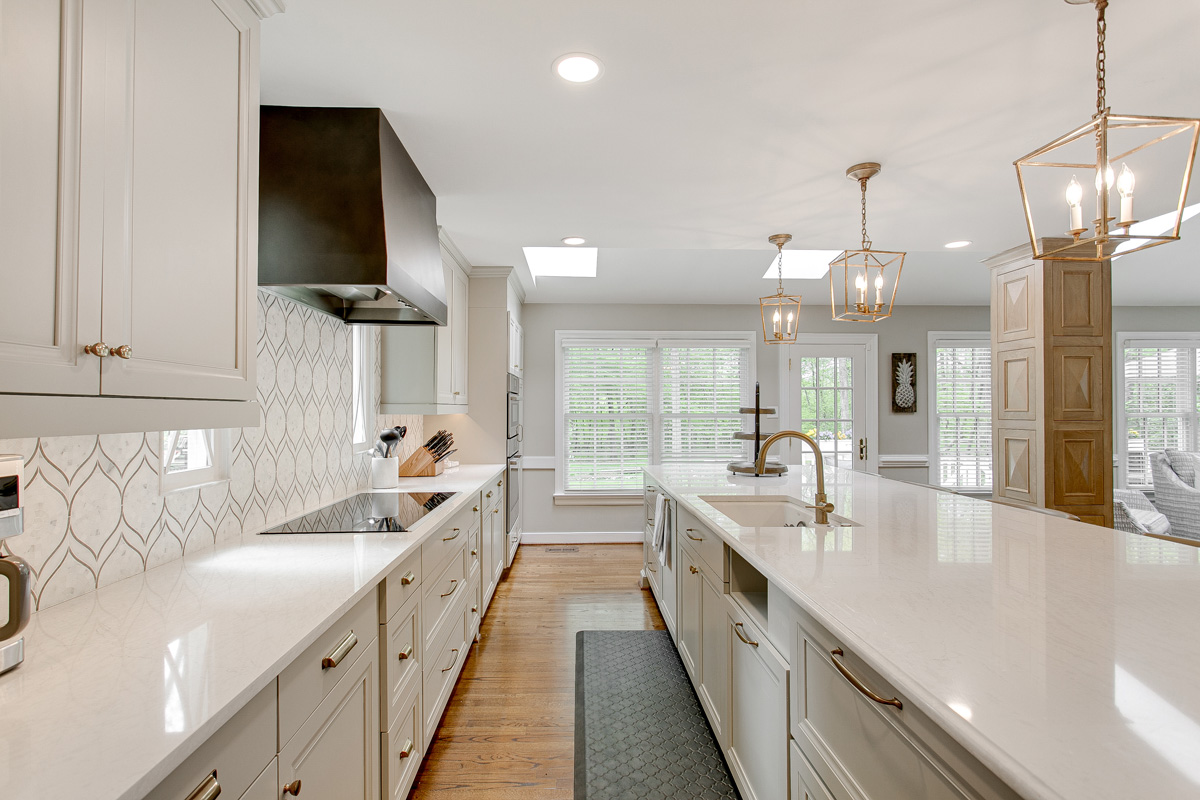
left=161, top=476, right=231, bottom=495
left=554, top=493, right=643, bottom=507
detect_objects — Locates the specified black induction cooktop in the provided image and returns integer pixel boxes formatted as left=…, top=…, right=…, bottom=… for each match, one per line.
left=261, top=491, right=456, bottom=534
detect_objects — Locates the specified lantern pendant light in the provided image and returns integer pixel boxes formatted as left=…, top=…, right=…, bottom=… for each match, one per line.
left=760, top=234, right=803, bottom=345
left=829, top=163, right=904, bottom=323
left=1014, top=0, right=1200, bottom=261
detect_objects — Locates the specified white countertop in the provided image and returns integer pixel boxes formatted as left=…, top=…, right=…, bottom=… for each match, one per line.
left=646, top=463, right=1200, bottom=800
left=0, top=464, right=504, bottom=800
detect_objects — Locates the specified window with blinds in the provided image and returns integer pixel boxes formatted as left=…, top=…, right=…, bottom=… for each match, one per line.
left=930, top=336, right=992, bottom=490
left=1119, top=337, right=1200, bottom=488
left=559, top=334, right=752, bottom=493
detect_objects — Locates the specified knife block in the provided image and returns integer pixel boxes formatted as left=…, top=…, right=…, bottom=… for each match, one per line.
left=397, top=447, right=445, bottom=477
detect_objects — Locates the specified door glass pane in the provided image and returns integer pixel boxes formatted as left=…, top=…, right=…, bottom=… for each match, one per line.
left=794, top=355, right=855, bottom=470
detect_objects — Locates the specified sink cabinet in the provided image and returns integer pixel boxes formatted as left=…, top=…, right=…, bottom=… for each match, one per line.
left=0, top=0, right=268, bottom=436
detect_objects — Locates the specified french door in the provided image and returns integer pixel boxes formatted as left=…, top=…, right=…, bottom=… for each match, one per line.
left=780, top=335, right=878, bottom=473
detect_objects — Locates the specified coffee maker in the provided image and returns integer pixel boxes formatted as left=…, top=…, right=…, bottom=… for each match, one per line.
left=0, top=454, right=31, bottom=675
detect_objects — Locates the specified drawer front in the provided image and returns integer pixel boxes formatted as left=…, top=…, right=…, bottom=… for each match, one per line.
left=422, top=504, right=472, bottom=580
left=678, top=506, right=724, bottom=578
left=423, top=547, right=467, bottom=651
left=423, top=603, right=469, bottom=740
left=383, top=591, right=421, bottom=732
left=279, top=589, right=378, bottom=749
left=382, top=679, right=423, bottom=800
left=794, top=628, right=970, bottom=800
left=485, top=475, right=505, bottom=510
left=791, top=741, right=839, bottom=800
left=241, top=758, right=279, bottom=800
left=382, top=550, right=422, bottom=624
left=144, top=681, right=276, bottom=800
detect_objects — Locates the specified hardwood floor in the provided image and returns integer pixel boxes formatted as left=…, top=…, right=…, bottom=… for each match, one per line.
left=409, top=544, right=665, bottom=798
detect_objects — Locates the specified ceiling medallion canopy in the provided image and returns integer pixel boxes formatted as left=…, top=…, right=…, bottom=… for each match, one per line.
left=1014, top=0, right=1199, bottom=261
left=760, top=234, right=803, bottom=345
left=829, top=163, right=904, bottom=323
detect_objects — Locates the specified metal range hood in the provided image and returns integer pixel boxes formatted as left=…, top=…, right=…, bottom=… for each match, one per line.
left=258, top=106, right=446, bottom=325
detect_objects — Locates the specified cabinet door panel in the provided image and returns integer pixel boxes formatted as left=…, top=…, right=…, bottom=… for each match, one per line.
left=435, top=260, right=454, bottom=405
left=726, top=609, right=788, bottom=800
left=0, top=0, right=101, bottom=394
left=451, top=265, right=469, bottom=401
left=677, top=543, right=702, bottom=680
left=99, top=0, right=255, bottom=399
left=698, top=572, right=728, bottom=744
left=279, top=644, right=381, bottom=800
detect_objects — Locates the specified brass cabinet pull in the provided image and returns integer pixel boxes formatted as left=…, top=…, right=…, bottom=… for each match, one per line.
left=486, top=491, right=493, bottom=498
left=398, top=643, right=413, bottom=660
left=282, top=779, right=302, bottom=796
left=689, top=565, right=699, bottom=574
left=400, top=570, right=415, bottom=586
left=647, top=562, right=657, bottom=573
left=497, top=480, right=503, bottom=487
left=471, top=548, right=478, bottom=556
left=471, top=604, right=478, bottom=614
left=493, top=509, right=500, bottom=514
left=685, top=529, right=704, bottom=542
left=733, top=622, right=759, bottom=647
left=321, top=631, right=358, bottom=669
left=185, top=771, right=221, bottom=800
left=398, top=738, right=414, bottom=759
left=111, top=344, right=132, bottom=359
left=473, top=506, right=479, bottom=512
left=440, top=579, right=459, bottom=598
left=443, top=528, right=461, bottom=542
left=84, top=342, right=110, bottom=358
left=830, top=648, right=902, bottom=709
left=441, top=647, right=460, bottom=673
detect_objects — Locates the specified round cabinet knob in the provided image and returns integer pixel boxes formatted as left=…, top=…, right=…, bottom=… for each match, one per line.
left=689, top=565, right=699, bottom=574
left=473, top=506, right=479, bottom=512
left=110, top=344, right=132, bottom=359
left=283, top=779, right=302, bottom=796
left=84, top=342, right=110, bottom=358
left=471, top=548, right=478, bottom=556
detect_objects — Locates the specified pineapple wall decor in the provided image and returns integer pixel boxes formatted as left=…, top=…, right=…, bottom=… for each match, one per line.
left=891, top=353, right=917, bottom=413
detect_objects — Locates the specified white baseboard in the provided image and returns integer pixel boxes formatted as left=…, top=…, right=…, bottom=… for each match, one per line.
left=520, top=531, right=643, bottom=544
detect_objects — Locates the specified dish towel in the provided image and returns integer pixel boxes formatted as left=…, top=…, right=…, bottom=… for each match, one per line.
left=651, top=493, right=671, bottom=568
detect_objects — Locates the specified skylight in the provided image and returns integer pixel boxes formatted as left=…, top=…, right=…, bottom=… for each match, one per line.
left=1113, top=203, right=1200, bottom=257
left=523, top=246, right=598, bottom=279
left=761, top=250, right=842, bottom=280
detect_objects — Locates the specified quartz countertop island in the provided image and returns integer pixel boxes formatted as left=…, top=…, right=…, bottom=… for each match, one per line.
left=646, top=462, right=1200, bottom=800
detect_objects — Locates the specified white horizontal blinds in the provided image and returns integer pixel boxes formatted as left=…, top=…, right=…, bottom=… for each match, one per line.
left=659, top=345, right=749, bottom=463
left=1122, top=344, right=1199, bottom=487
left=562, top=343, right=653, bottom=492
left=934, top=344, right=992, bottom=489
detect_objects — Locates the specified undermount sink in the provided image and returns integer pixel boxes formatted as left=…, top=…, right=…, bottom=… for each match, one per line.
left=699, top=495, right=858, bottom=529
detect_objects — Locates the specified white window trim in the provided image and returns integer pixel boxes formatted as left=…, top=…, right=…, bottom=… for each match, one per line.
left=160, top=429, right=232, bottom=494
left=350, top=326, right=374, bottom=453
left=1115, top=331, right=1200, bottom=490
left=927, top=331, right=993, bottom=492
left=554, top=330, right=756, bottom=499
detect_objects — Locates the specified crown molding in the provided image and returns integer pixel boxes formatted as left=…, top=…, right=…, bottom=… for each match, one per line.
left=245, top=0, right=287, bottom=19
left=437, top=227, right=473, bottom=275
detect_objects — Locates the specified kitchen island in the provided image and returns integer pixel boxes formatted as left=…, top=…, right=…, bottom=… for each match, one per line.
left=0, top=464, right=504, bottom=800
left=645, top=462, right=1200, bottom=800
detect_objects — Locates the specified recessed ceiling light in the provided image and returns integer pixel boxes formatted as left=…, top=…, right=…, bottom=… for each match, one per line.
left=523, top=246, right=597, bottom=280
left=561, top=236, right=587, bottom=246
left=554, top=53, right=602, bottom=83
left=944, top=240, right=972, bottom=249
left=761, top=250, right=842, bottom=280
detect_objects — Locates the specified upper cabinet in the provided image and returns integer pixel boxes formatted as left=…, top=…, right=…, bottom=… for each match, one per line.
left=381, top=240, right=470, bottom=415
left=0, top=0, right=272, bottom=436
left=507, top=314, right=523, bottom=378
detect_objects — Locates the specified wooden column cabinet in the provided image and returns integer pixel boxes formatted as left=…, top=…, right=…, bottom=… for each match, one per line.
left=986, top=240, right=1113, bottom=525
left=0, top=0, right=270, bottom=436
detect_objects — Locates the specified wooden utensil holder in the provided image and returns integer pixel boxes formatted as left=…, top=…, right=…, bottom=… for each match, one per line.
left=397, top=447, right=445, bottom=477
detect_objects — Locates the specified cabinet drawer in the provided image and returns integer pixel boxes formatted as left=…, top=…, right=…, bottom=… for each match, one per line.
left=382, top=591, right=421, bottom=732
left=422, top=504, right=472, bottom=578
left=484, top=476, right=504, bottom=511
left=381, top=550, right=421, bottom=624
left=792, top=741, right=838, bottom=800
left=241, top=758, right=279, bottom=800
left=423, top=603, right=469, bottom=741
left=382, top=679, right=423, bottom=800
left=793, top=630, right=971, bottom=800
left=279, top=589, right=378, bottom=749
left=423, top=547, right=467, bottom=651
left=144, top=681, right=276, bottom=800
left=678, top=506, right=724, bottom=578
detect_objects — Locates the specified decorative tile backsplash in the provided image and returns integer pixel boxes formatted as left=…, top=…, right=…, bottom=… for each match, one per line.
left=0, top=291, right=422, bottom=611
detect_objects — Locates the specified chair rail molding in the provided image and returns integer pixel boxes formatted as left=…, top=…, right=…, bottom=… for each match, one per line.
left=878, top=454, right=930, bottom=469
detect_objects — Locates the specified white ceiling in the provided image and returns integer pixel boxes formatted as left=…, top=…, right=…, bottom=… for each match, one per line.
left=260, top=0, right=1200, bottom=306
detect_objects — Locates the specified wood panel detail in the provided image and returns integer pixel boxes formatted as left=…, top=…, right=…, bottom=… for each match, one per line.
left=998, top=428, right=1037, bottom=503
left=1052, top=348, right=1104, bottom=421
left=1002, top=275, right=1030, bottom=338
left=1053, top=429, right=1105, bottom=506
left=997, top=347, right=1036, bottom=420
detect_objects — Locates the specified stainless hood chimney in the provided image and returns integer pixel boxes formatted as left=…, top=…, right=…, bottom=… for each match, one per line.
left=258, top=106, right=446, bottom=325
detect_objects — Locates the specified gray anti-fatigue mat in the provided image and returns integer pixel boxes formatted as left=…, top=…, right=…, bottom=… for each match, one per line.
left=574, top=629, right=740, bottom=800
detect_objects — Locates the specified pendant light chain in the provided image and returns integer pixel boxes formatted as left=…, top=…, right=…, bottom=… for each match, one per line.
left=775, top=246, right=785, bottom=295
left=1095, top=0, right=1107, bottom=115
left=859, top=178, right=872, bottom=251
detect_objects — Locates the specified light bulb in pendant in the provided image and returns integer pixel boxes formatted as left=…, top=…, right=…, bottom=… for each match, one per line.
left=1117, top=163, right=1136, bottom=224
left=1066, top=175, right=1084, bottom=231
left=1095, top=163, right=1115, bottom=193
left=874, top=273, right=884, bottom=306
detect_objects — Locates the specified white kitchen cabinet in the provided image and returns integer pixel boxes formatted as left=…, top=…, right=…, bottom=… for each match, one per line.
left=725, top=604, right=789, bottom=800
left=241, top=758, right=279, bottom=800
left=677, top=542, right=703, bottom=679
left=698, top=567, right=729, bottom=745
left=279, top=640, right=382, bottom=800
left=507, top=312, right=523, bottom=377
left=0, top=0, right=268, bottom=436
left=791, top=742, right=838, bottom=800
left=381, top=244, right=469, bottom=415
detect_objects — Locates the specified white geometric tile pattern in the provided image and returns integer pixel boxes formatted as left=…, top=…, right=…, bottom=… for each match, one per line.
left=0, top=291, right=424, bottom=611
